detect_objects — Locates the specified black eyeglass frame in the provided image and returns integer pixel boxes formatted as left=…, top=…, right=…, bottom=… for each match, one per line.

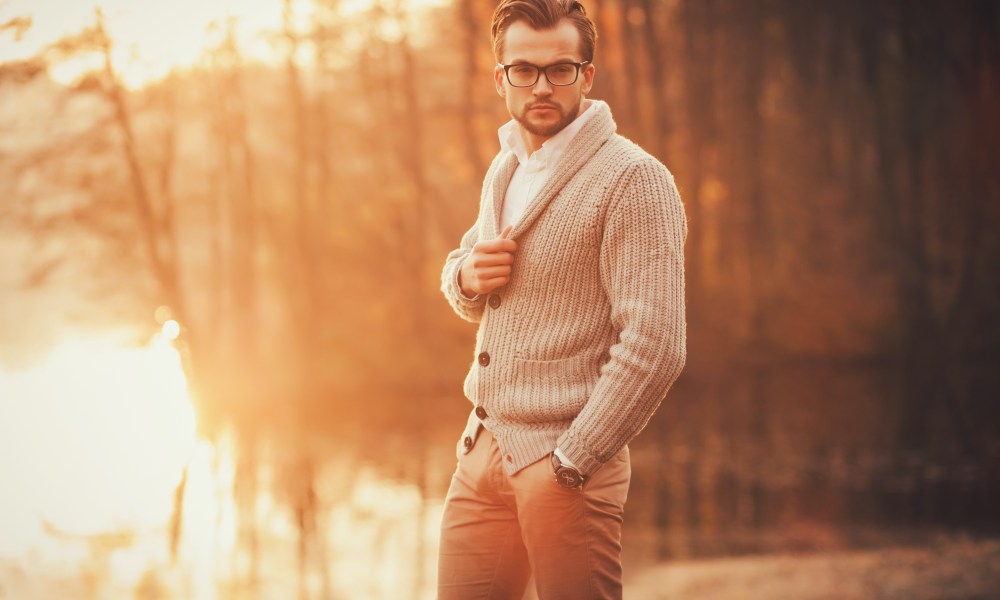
left=497, top=60, right=592, bottom=88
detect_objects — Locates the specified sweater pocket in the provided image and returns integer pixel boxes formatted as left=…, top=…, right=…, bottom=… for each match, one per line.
left=512, top=354, right=594, bottom=423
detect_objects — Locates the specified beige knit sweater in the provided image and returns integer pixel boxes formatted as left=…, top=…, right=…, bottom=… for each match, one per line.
left=441, top=100, right=686, bottom=477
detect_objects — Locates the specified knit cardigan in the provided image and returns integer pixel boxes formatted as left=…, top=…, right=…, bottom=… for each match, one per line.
left=441, top=100, right=686, bottom=477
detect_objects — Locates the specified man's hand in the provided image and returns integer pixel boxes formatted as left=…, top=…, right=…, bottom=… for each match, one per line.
left=459, top=225, right=517, bottom=297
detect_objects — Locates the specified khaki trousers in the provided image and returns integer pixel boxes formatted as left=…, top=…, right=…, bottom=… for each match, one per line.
left=438, top=428, right=631, bottom=600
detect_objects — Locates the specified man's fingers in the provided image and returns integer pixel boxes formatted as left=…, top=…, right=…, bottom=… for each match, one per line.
left=470, top=252, right=514, bottom=268
left=478, top=265, right=511, bottom=280
left=480, top=276, right=509, bottom=291
left=474, top=238, right=518, bottom=254
left=467, top=227, right=517, bottom=283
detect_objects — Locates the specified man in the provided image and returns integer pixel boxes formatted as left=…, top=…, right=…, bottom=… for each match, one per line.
left=438, top=1, right=686, bottom=598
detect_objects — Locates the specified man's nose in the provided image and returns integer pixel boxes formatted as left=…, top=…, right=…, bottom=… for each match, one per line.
left=532, top=74, right=553, bottom=95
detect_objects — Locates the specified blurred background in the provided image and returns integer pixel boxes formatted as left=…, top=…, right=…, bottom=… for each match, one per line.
left=1, top=0, right=998, bottom=598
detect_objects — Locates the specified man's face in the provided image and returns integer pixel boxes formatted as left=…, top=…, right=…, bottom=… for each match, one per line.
left=494, top=19, right=595, bottom=143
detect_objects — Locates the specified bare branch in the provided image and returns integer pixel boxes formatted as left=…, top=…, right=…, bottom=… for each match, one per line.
left=0, top=15, right=32, bottom=41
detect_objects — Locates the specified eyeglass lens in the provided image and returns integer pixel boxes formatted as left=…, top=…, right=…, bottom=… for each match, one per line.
left=507, top=63, right=581, bottom=87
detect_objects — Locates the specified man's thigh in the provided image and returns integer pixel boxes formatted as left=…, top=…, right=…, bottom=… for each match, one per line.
left=438, top=430, right=531, bottom=600
left=509, top=447, right=631, bottom=600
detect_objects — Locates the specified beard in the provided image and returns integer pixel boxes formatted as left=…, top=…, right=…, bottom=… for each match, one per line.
left=513, top=99, right=581, bottom=138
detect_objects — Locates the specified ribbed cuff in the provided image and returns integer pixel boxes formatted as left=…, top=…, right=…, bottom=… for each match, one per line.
left=553, top=447, right=578, bottom=469
left=555, top=430, right=603, bottom=477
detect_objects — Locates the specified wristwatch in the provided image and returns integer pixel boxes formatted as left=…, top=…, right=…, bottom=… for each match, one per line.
left=550, top=452, right=586, bottom=489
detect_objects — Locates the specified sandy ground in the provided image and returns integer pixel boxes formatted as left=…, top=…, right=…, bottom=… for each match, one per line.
left=3, top=534, right=998, bottom=598
left=626, top=535, right=1000, bottom=600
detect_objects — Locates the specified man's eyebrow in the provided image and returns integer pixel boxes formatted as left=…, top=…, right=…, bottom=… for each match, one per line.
left=506, top=57, right=579, bottom=65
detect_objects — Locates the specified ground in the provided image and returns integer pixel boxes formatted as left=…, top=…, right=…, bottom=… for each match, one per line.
left=627, top=534, right=1000, bottom=600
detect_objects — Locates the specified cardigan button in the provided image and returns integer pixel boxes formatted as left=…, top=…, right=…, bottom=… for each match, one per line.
left=463, top=436, right=473, bottom=450
left=488, top=294, right=501, bottom=309
left=478, top=352, right=490, bottom=367
left=475, top=406, right=488, bottom=419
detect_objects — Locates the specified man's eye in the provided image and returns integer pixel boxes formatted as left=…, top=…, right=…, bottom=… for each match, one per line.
left=512, top=65, right=536, bottom=75
left=552, top=64, right=574, bottom=74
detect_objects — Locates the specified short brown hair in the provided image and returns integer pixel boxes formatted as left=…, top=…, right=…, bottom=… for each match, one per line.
left=491, top=0, right=598, bottom=63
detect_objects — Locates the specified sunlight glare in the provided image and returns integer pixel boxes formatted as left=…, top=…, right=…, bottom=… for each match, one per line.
left=162, top=319, right=180, bottom=340
left=0, top=335, right=197, bottom=557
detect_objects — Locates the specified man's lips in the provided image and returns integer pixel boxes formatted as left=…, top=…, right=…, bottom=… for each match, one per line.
left=528, top=104, right=558, bottom=112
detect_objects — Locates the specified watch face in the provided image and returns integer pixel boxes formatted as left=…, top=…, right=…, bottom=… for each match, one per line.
left=555, top=467, right=583, bottom=488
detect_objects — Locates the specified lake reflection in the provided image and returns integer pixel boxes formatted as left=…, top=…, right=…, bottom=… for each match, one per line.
left=171, top=428, right=446, bottom=600
left=0, top=337, right=448, bottom=599
left=2, top=348, right=992, bottom=599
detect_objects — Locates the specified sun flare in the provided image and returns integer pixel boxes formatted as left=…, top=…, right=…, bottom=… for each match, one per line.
left=0, top=335, right=197, bottom=557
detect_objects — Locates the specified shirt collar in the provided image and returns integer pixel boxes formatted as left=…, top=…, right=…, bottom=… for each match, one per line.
left=498, top=99, right=599, bottom=167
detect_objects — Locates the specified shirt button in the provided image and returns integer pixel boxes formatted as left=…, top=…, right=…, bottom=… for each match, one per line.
left=488, top=294, right=501, bottom=309
left=463, top=436, right=473, bottom=450
left=475, top=406, right=488, bottom=419
left=478, top=352, right=490, bottom=367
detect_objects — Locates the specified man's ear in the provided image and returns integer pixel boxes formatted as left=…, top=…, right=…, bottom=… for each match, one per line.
left=494, top=66, right=506, bottom=97
left=581, top=62, right=596, bottom=96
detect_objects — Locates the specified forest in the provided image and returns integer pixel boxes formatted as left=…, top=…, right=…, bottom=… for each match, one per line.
left=1, top=0, right=998, bottom=597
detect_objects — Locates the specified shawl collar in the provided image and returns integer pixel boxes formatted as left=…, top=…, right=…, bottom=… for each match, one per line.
left=486, top=152, right=520, bottom=238
left=486, top=101, right=618, bottom=240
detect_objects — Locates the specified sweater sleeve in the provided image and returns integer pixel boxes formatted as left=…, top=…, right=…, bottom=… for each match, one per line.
left=556, top=159, right=687, bottom=476
left=441, top=220, right=487, bottom=323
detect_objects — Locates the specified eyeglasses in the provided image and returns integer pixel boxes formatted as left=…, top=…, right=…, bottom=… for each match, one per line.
left=497, top=61, right=590, bottom=88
